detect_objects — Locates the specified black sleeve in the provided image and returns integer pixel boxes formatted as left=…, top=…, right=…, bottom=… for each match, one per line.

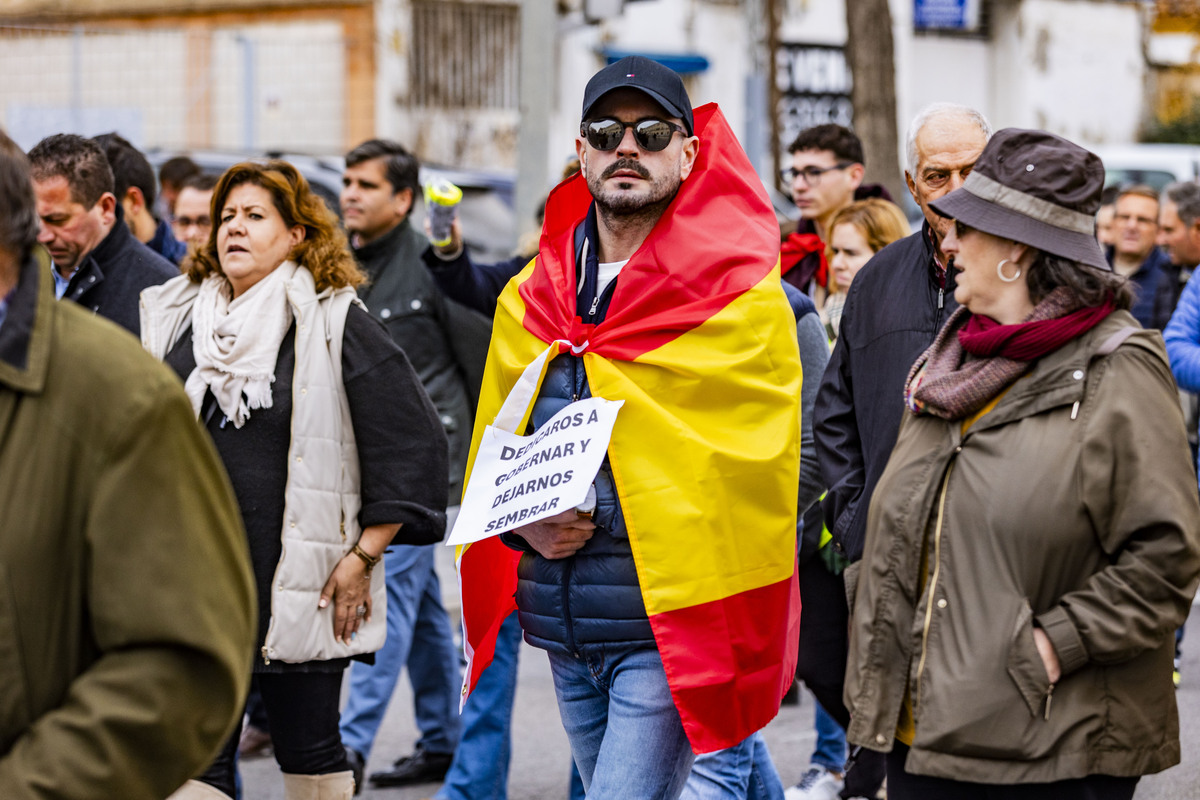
left=814, top=290, right=868, bottom=561
left=342, top=304, right=449, bottom=545
left=420, top=245, right=529, bottom=318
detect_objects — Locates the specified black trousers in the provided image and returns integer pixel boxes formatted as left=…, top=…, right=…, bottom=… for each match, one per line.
left=887, top=742, right=1139, bottom=800
left=796, top=555, right=885, bottom=797
left=199, top=671, right=351, bottom=797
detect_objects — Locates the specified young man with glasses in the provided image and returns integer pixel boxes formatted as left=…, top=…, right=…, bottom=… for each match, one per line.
left=781, top=125, right=874, bottom=293
left=457, top=56, right=802, bottom=799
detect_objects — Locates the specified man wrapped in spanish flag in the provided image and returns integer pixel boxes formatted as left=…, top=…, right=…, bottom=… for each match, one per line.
left=458, top=56, right=802, bottom=798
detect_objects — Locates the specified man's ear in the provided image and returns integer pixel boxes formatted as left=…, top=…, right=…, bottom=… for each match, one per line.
left=847, top=162, right=865, bottom=190
left=124, top=186, right=147, bottom=216
left=679, top=136, right=700, bottom=181
left=575, top=137, right=587, bottom=173
left=97, top=192, right=118, bottom=227
left=905, top=171, right=919, bottom=204
left=394, top=187, right=414, bottom=221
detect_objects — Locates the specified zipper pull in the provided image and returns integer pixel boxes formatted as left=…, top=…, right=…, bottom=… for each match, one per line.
left=1044, top=683, right=1055, bottom=720
left=1070, top=400, right=1080, bottom=420
left=938, top=286, right=945, bottom=310
left=588, top=293, right=601, bottom=317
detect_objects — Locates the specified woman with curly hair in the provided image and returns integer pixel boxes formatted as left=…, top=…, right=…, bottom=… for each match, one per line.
left=141, top=161, right=448, bottom=800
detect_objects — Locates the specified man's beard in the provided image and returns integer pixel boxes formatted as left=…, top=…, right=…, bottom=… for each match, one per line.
left=587, top=158, right=680, bottom=221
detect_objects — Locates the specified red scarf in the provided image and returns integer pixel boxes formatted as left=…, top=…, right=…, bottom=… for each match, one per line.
left=780, top=232, right=828, bottom=288
left=958, top=299, right=1116, bottom=361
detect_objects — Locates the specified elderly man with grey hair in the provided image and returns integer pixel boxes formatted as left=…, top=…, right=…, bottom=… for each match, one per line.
left=805, top=101, right=990, bottom=790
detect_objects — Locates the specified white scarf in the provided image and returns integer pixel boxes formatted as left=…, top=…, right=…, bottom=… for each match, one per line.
left=185, top=261, right=299, bottom=428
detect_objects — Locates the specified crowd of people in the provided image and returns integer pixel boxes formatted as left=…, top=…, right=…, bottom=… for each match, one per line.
left=0, top=54, right=1198, bottom=800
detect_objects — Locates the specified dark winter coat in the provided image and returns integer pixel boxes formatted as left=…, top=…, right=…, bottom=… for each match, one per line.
left=355, top=218, right=492, bottom=501
left=61, top=206, right=176, bottom=336
left=814, top=223, right=957, bottom=562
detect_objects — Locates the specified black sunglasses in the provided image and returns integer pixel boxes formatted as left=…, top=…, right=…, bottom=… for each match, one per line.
left=581, top=118, right=687, bottom=152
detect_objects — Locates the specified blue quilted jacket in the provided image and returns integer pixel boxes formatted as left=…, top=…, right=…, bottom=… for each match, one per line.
left=500, top=208, right=653, bottom=654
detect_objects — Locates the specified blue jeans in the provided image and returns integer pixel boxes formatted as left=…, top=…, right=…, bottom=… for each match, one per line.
left=340, top=544, right=461, bottom=758
left=433, top=612, right=520, bottom=800
left=811, top=698, right=847, bottom=773
left=683, top=732, right=784, bottom=800
left=434, top=613, right=586, bottom=800
left=548, top=646, right=695, bottom=800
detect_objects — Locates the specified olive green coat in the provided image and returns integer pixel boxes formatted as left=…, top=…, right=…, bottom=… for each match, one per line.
left=845, top=311, right=1200, bottom=784
left=0, top=251, right=255, bottom=798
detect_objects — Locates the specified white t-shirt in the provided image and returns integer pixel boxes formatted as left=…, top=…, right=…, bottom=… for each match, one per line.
left=596, top=259, right=629, bottom=299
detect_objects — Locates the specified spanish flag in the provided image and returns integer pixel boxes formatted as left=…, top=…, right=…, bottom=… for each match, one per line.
left=457, top=104, right=801, bottom=753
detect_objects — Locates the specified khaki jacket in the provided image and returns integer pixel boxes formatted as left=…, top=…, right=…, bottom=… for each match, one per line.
left=846, top=310, right=1200, bottom=783
left=0, top=251, right=255, bottom=798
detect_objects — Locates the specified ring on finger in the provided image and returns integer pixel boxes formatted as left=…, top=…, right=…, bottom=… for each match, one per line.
left=355, top=604, right=367, bottom=618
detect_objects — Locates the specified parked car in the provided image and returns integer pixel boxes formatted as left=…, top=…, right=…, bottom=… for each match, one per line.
left=144, top=149, right=518, bottom=263
left=1091, top=143, right=1200, bottom=191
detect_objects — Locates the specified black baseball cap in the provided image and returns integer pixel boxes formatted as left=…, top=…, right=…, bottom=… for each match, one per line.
left=581, top=56, right=694, bottom=136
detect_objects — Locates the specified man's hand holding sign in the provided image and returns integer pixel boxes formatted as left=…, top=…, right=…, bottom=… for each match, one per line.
left=517, top=510, right=595, bottom=560
left=447, top=396, right=622, bottom=548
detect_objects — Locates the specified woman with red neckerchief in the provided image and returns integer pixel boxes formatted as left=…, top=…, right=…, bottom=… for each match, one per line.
left=844, top=128, right=1200, bottom=800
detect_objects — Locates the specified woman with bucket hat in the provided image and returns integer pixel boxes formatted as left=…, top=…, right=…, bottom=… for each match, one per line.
left=841, top=128, right=1200, bottom=799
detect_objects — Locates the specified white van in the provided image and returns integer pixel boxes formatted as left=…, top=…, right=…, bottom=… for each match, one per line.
left=1090, top=143, right=1200, bottom=190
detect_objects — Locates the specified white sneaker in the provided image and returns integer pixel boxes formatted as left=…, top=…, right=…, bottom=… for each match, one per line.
left=784, top=765, right=845, bottom=800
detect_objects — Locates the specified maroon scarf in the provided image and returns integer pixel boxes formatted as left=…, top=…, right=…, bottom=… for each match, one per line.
left=958, top=299, right=1116, bottom=360
left=905, top=288, right=1115, bottom=420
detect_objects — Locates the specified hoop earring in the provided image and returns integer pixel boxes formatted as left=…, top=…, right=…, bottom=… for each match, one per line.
left=997, top=259, right=1021, bottom=282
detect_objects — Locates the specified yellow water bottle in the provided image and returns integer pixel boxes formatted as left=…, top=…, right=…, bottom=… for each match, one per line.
left=424, top=179, right=463, bottom=247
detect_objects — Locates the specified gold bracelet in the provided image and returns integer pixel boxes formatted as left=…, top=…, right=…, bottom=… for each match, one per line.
left=351, top=543, right=381, bottom=573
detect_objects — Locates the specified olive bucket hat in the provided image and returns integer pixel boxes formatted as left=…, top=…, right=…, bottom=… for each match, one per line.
left=929, top=127, right=1110, bottom=271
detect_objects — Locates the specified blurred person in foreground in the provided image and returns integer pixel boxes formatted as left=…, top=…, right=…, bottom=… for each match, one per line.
left=846, top=128, right=1200, bottom=799
left=94, top=132, right=188, bottom=265
left=457, top=56, right=800, bottom=799
left=29, top=134, right=176, bottom=335
left=174, top=172, right=219, bottom=249
left=0, top=130, right=256, bottom=798
left=140, top=160, right=448, bottom=800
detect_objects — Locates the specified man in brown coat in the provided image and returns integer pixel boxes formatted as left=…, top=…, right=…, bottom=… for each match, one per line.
left=0, top=129, right=255, bottom=799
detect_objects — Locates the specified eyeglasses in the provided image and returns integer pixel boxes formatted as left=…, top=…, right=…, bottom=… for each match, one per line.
left=780, top=162, right=855, bottom=187
left=581, top=118, right=687, bottom=152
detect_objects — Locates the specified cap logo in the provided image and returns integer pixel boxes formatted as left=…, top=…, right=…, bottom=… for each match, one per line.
left=626, top=73, right=635, bottom=77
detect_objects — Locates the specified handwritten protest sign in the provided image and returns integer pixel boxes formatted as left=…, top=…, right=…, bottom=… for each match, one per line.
left=447, top=397, right=624, bottom=546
